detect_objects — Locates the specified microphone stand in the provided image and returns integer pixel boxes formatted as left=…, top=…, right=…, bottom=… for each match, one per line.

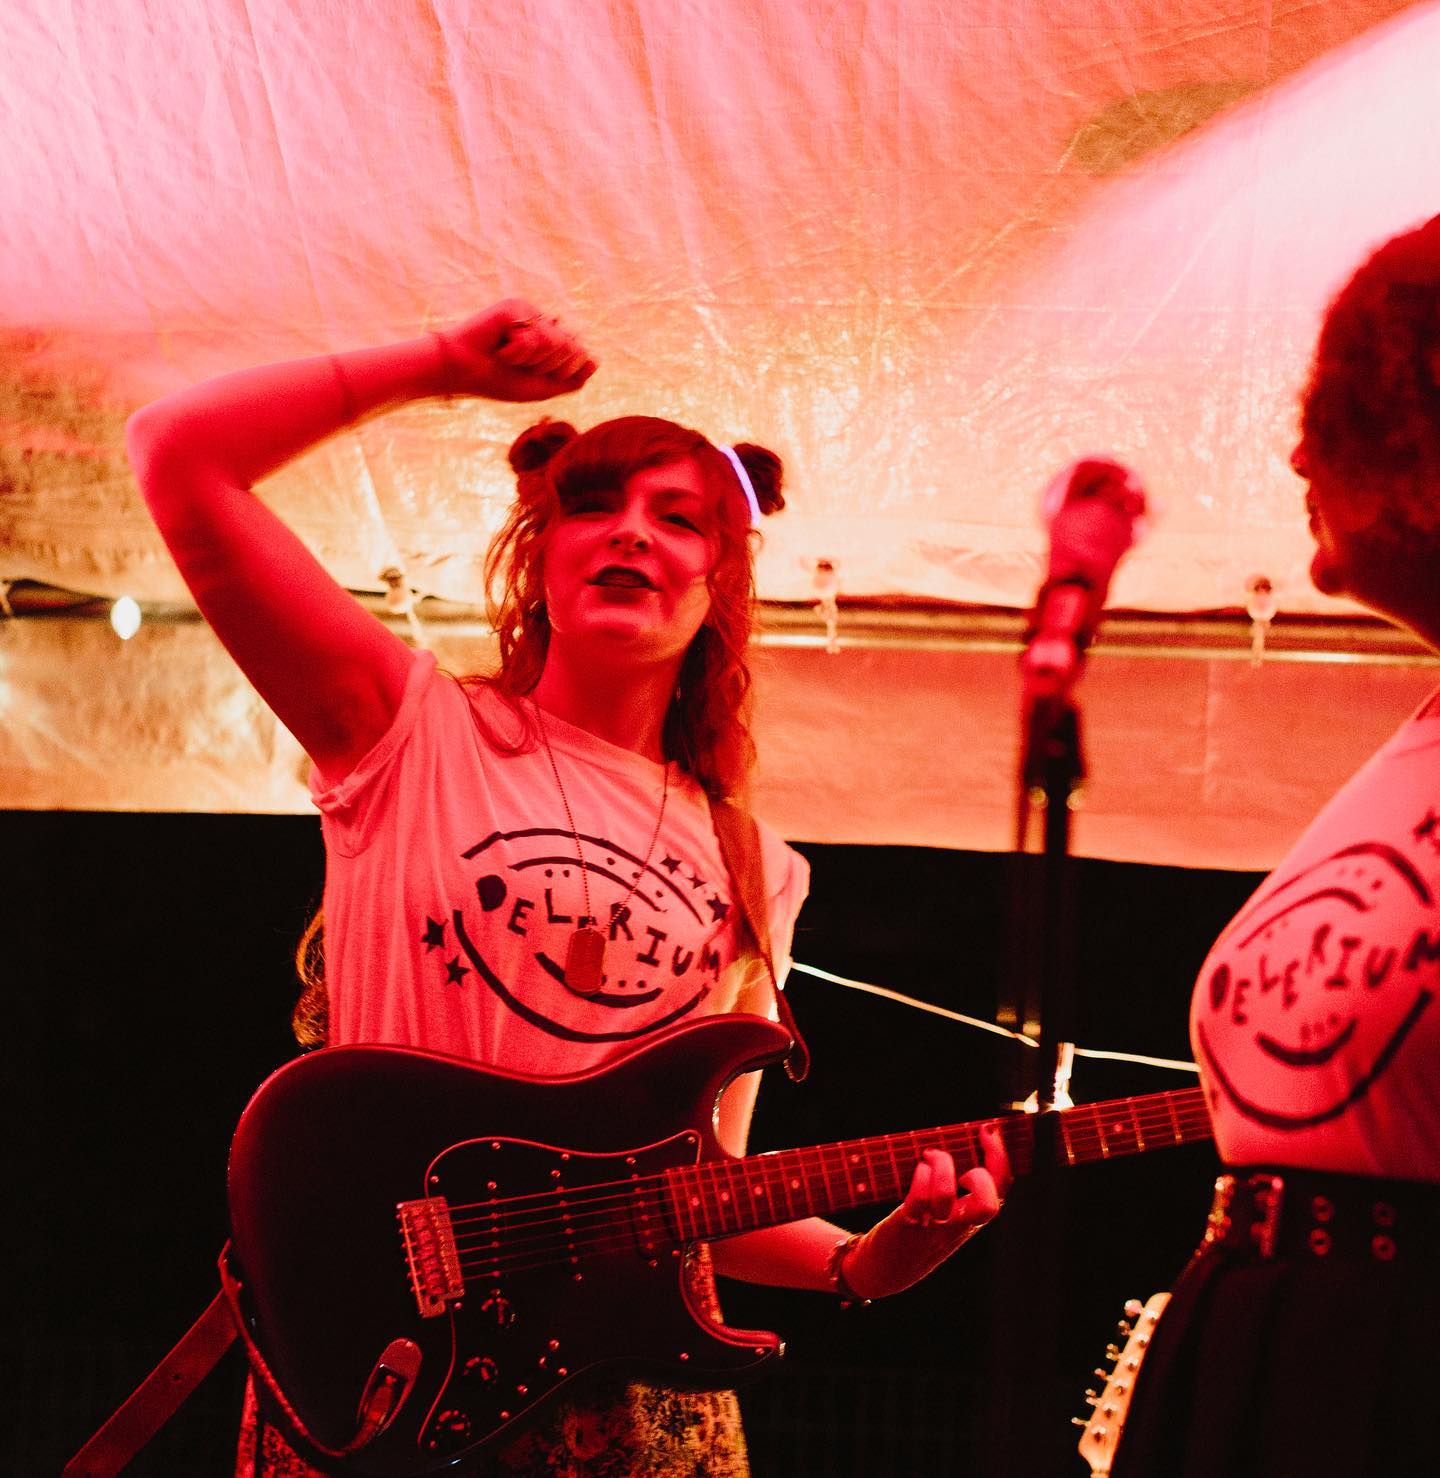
left=1017, top=690, right=1084, bottom=1107
left=982, top=457, right=1142, bottom=1474
left=985, top=684, right=1087, bottom=1476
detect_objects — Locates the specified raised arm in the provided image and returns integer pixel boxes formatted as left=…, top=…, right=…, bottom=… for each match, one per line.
left=126, top=300, right=594, bottom=784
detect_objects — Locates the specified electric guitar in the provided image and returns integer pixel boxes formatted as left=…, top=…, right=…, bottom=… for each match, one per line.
left=226, top=1013, right=1211, bottom=1476
left=1076, top=1293, right=1171, bottom=1476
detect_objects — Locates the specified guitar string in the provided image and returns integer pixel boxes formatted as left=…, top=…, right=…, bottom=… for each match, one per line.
left=436, top=1098, right=1211, bottom=1250
left=446, top=1111, right=1223, bottom=1280
left=448, top=1130, right=1217, bottom=1284
left=428, top=1104, right=1214, bottom=1279
left=441, top=1120, right=1020, bottom=1245
left=438, top=1091, right=1208, bottom=1230
left=441, top=1106, right=1212, bottom=1258
left=439, top=1127, right=1216, bottom=1284
left=438, top=1098, right=1210, bottom=1243
left=441, top=1124, right=998, bottom=1234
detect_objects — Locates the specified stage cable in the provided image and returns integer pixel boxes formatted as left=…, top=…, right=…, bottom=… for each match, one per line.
left=789, top=959, right=1198, bottom=1075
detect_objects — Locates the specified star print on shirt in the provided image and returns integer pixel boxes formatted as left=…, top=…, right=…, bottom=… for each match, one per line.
left=661, top=856, right=682, bottom=874
left=688, top=872, right=706, bottom=891
left=706, top=895, right=730, bottom=923
left=1414, top=810, right=1440, bottom=853
left=421, top=917, right=447, bottom=952
left=444, top=957, right=471, bottom=986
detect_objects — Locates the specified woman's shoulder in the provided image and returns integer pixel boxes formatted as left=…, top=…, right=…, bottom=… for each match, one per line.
left=694, top=791, right=810, bottom=914
left=752, top=809, right=811, bottom=906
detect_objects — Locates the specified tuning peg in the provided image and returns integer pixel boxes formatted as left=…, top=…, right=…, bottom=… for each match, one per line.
left=1105, top=1344, right=1121, bottom=1360
left=1071, top=1416, right=1089, bottom=1428
left=1124, top=1298, right=1144, bottom=1319
left=1084, top=1390, right=1099, bottom=1405
left=1115, top=1320, right=1133, bottom=1337
left=1094, top=1367, right=1109, bottom=1380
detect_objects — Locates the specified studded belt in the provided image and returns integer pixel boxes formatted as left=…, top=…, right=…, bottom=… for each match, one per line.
left=1201, top=1168, right=1440, bottom=1265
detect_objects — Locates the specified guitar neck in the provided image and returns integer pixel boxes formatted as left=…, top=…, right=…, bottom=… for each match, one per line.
left=669, top=1086, right=1211, bottom=1241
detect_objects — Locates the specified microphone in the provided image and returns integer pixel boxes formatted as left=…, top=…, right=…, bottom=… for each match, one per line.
left=1020, top=457, right=1146, bottom=704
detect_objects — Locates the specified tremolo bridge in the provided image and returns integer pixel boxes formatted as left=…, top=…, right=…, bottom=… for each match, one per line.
left=397, top=1196, right=464, bottom=1317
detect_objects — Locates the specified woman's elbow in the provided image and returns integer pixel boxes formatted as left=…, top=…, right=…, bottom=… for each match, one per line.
left=124, top=403, right=197, bottom=511
left=124, top=403, right=167, bottom=482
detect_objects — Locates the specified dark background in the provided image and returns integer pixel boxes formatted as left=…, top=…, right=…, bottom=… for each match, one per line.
left=2, top=810, right=1255, bottom=1476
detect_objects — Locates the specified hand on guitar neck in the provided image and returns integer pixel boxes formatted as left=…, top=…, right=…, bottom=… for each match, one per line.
left=837, top=1131, right=1011, bottom=1300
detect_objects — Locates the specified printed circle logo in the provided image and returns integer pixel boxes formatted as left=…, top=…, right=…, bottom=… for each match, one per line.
left=420, top=826, right=732, bottom=1042
left=1195, top=842, right=1436, bottom=1129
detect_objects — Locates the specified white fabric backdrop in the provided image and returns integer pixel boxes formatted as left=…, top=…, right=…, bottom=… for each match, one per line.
left=2, top=0, right=1438, bottom=861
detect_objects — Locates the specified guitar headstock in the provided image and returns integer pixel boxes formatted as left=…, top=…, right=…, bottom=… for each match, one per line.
left=1074, top=1292, right=1169, bottom=1477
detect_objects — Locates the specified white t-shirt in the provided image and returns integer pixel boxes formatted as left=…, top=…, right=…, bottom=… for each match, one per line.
left=310, top=650, right=809, bottom=1077
left=1190, top=690, right=1440, bottom=1180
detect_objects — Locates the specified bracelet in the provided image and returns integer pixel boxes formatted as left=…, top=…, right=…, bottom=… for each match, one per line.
left=825, top=1233, right=872, bottom=1307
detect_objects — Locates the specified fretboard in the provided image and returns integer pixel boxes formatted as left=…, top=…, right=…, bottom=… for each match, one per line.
left=666, top=1086, right=1211, bottom=1242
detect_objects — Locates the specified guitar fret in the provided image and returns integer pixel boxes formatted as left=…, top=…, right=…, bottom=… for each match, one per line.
left=958, top=1123, right=979, bottom=1175
left=801, top=1151, right=821, bottom=1217
left=709, top=1161, right=732, bottom=1236
left=672, top=1087, right=1210, bottom=1248
left=724, top=1158, right=745, bottom=1232
left=820, top=1145, right=841, bottom=1210
left=885, top=1134, right=903, bottom=1199
left=780, top=1150, right=810, bottom=1219
left=735, top=1158, right=754, bottom=1228
left=833, top=1151, right=848, bottom=1211
left=804, top=1146, right=827, bottom=1217
left=842, top=1143, right=863, bottom=1201
left=690, top=1165, right=711, bottom=1239
left=1059, top=1113, right=1076, bottom=1165
left=744, top=1157, right=774, bottom=1229
left=764, top=1152, right=790, bottom=1227
left=674, top=1170, right=697, bottom=1244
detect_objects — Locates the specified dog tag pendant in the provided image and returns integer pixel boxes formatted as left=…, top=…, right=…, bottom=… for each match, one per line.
left=565, top=926, right=606, bottom=996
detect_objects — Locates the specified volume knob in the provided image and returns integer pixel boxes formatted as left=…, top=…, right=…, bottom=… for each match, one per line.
left=481, top=1293, right=516, bottom=1327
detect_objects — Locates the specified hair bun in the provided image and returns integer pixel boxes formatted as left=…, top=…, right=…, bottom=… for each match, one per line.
left=733, top=442, right=785, bottom=515
left=509, top=419, right=578, bottom=474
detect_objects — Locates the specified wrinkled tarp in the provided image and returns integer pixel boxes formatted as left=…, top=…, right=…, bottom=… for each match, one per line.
left=2, top=0, right=1438, bottom=862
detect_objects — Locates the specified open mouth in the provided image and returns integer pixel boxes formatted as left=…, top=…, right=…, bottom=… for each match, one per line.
left=1256, top=1016, right=1356, bottom=1068
left=590, top=565, right=657, bottom=590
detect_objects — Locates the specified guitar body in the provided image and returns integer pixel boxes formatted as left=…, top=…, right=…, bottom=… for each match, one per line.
left=227, top=1014, right=792, bottom=1476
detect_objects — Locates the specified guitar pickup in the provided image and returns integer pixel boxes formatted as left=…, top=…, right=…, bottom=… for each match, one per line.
left=397, top=1197, right=464, bottom=1318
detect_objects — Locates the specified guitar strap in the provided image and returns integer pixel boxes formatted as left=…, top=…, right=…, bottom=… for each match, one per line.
left=62, top=1280, right=237, bottom=1477
left=707, top=793, right=810, bottom=1082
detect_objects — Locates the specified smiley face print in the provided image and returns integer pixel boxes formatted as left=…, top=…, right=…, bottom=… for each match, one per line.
left=1194, top=841, right=1438, bottom=1130
left=418, top=825, right=734, bottom=1044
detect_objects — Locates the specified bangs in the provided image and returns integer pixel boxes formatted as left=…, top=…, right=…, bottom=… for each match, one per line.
left=551, top=415, right=715, bottom=510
